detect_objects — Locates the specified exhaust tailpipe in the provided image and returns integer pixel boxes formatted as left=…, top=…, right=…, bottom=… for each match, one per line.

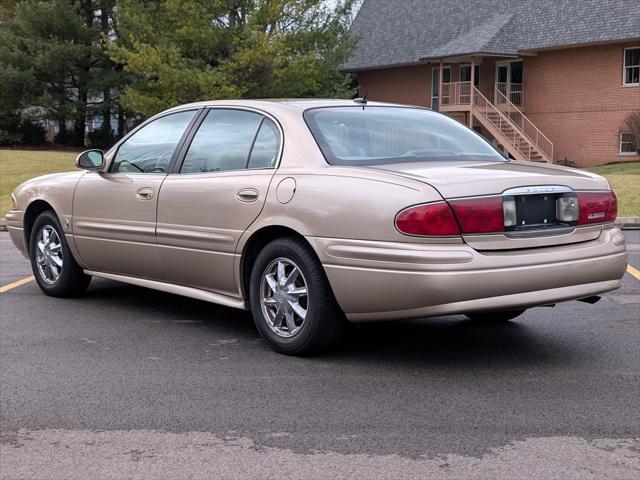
left=578, top=296, right=602, bottom=305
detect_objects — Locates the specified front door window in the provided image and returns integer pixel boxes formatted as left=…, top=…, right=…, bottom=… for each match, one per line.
left=111, top=110, right=197, bottom=174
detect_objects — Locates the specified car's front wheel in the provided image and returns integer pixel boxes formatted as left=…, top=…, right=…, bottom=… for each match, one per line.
left=465, top=310, right=526, bottom=323
left=249, top=237, right=345, bottom=355
left=29, top=211, right=91, bottom=297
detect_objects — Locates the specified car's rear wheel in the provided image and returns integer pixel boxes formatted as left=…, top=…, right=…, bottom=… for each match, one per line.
left=29, top=211, right=91, bottom=297
left=465, top=310, right=526, bottom=323
left=249, top=237, right=345, bottom=355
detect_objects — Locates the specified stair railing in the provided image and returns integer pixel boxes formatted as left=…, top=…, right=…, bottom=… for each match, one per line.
left=495, top=82, right=524, bottom=106
left=492, top=87, right=553, bottom=161
left=472, top=87, right=534, bottom=161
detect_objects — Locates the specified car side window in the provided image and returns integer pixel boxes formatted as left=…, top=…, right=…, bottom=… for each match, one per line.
left=181, top=109, right=265, bottom=174
left=248, top=118, right=280, bottom=169
left=111, top=110, right=197, bottom=174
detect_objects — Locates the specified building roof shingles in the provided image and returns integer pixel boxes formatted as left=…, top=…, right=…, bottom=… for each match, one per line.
left=345, top=0, right=640, bottom=71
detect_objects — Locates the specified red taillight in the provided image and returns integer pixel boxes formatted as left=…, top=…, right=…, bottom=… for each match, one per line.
left=395, top=190, right=617, bottom=237
left=577, top=191, right=617, bottom=225
left=395, top=202, right=461, bottom=236
left=606, top=191, right=618, bottom=222
left=449, top=196, right=504, bottom=234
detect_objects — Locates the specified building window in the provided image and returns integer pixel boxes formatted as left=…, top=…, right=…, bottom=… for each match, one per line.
left=623, top=47, right=639, bottom=85
left=459, top=64, right=480, bottom=86
left=619, top=132, right=637, bottom=155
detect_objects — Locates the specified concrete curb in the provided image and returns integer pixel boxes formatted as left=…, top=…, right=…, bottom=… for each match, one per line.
left=1, top=216, right=639, bottom=232
left=616, top=217, right=640, bottom=229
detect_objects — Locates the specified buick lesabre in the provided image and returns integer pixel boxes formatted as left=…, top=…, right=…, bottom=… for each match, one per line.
left=4, top=100, right=628, bottom=354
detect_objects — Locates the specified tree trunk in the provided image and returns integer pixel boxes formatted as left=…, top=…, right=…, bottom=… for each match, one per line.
left=227, top=0, right=242, bottom=56
left=100, top=0, right=111, bottom=135
left=55, top=114, right=69, bottom=144
left=71, top=0, right=95, bottom=146
left=73, top=72, right=89, bottom=146
left=72, top=95, right=87, bottom=147
left=102, top=88, right=111, bottom=134
left=117, top=105, right=125, bottom=138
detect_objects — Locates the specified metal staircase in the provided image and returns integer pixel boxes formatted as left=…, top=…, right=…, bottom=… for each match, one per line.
left=472, top=86, right=553, bottom=163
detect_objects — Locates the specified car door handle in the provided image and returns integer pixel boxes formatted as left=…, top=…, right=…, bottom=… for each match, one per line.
left=236, top=188, right=259, bottom=203
left=136, top=187, right=155, bottom=200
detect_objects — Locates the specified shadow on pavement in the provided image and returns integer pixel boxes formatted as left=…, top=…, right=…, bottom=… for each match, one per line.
left=82, top=278, right=580, bottom=370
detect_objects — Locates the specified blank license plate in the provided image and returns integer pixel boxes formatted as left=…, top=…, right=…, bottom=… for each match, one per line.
left=515, top=194, right=557, bottom=227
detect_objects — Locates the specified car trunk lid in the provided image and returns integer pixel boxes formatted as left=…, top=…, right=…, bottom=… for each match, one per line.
left=368, top=160, right=611, bottom=250
left=369, top=160, right=608, bottom=198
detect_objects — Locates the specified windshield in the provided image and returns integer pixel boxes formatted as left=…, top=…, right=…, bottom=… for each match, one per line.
left=304, top=106, right=505, bottom=166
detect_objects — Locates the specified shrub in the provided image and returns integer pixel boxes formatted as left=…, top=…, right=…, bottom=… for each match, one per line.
left=623, top=112, right=640, bottom=155
left=53, top=129, right=72, bottom=146
left=19, top=120, right=47, bottom=145
left=87, top=127, right=117, bottom=149
left=0, top=117, right=46, bottom=146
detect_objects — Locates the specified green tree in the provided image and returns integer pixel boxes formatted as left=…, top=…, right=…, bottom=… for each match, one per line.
left=0, top=0, right=126, bottom=146
left=109, top=0, right=358, bottom=117
left=0, top=0, right=36, bottom=143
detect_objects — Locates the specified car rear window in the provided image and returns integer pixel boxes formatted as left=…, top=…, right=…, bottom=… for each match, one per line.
left=303, top=106, right=505, bottom=166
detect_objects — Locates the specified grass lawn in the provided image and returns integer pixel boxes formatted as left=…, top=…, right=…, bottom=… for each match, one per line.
left=589, top=162, right=640, bottom=217
left=1, top=149, right=78, bottom=216
left=1, top=148, right=639, bottom=217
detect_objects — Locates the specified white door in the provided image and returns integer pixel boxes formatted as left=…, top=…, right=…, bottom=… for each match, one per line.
left=431, top=66, right=451, bottom=111
left=495, top=61, right=523, bottom=105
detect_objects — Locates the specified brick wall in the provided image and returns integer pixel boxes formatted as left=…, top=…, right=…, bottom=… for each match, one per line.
left=357, top=42, right=640, bottom=167
left=359, top=65, right=431, bottom=107
left=523, top=43, right=640, bottom=167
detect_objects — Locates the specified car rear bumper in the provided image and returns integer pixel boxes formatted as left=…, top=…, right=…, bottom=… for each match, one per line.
left=309, top=227, right=628, bottom=321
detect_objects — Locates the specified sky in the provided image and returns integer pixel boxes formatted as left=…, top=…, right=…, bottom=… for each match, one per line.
left=326, top=0, right=364, bottom=15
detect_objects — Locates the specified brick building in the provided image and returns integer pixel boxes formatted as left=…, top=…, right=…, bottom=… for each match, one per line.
left=345, top=0, right=640, bottom=167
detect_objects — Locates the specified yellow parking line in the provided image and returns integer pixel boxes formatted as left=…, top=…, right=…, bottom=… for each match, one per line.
left=0, top=276, right=35, bottom=293
left=628, top=265, right=640, bottom=281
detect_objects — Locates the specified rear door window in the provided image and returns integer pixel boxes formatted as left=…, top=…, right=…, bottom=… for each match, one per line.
left=248, top=118, right=280, bottom=169
left=181, top=109, right=272, bottom=173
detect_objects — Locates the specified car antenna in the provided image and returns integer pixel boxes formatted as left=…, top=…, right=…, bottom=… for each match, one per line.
left=353, top=91, right=368, bottom=109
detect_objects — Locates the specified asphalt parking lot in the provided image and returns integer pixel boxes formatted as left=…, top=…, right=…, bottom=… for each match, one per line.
left=1, top=230, right=639, bottom=479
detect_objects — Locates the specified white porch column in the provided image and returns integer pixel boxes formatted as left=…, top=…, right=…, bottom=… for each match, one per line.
left=439, top=59, right=444, bottom=111
left=469, top=58, right=475, bottom=128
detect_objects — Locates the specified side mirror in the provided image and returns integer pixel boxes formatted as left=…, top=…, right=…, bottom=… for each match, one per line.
left=76, top=149, right=104, bottom=170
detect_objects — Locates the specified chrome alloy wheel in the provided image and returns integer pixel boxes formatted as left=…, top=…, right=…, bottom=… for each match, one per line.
left=260, top=258, right=309, bottom=338
left=35, top=225, right=63, bottom=284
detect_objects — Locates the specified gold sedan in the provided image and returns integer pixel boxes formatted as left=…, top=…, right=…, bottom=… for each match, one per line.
left=4, top=100, right=628, bottom=354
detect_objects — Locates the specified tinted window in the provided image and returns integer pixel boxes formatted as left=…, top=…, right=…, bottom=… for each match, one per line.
left=248, top=118, right=280, bottom=169
left=460, top=64, right=480, bottom=86
left=304, top=107, right=504, bottom=166
left=181, top=109, right=263, bottom=173
left=510, top=61, right=523, bottom=84
left=111, top=110, right=196, bottom=173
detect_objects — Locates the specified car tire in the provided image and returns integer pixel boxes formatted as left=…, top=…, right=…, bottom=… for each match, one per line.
left=465, top=310, right=526, bottom=323
left=249, top=237, right=345, bottom=355
left=29, top=210, right=91, bottom=297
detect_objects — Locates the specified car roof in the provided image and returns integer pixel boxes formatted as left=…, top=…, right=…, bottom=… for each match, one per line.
left=163, top=98, right=414, bottom=114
